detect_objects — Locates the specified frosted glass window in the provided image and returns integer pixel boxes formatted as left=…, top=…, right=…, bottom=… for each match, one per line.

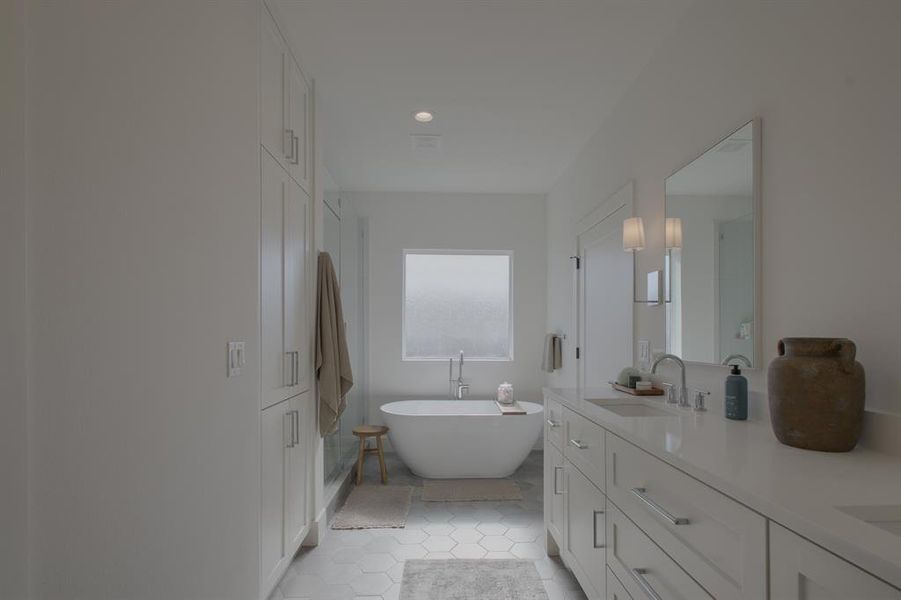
left=403, top=251, right=513, bottom=360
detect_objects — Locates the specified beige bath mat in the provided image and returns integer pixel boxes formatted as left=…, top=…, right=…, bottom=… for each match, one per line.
left=422, top=479, right=522, bottom=502
left=332, top=485, right=413, bottom=529
left=400, top=559, right=548, bottom=600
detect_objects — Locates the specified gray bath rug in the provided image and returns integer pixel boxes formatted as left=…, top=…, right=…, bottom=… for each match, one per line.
left=332, top=485, right=412, bottom=529
left=422, top=479, right=522, bottom=502
left=400, top=559, right=549, bottom=600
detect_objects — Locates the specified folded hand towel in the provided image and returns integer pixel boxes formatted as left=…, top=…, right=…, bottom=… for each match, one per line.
left=542, top=334, right=564, bottom=372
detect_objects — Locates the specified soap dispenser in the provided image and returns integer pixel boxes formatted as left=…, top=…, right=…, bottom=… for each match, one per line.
left=725, top=364, right=748, bottom=420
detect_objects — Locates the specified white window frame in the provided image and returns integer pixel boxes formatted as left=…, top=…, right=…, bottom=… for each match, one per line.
left=401, top=249, right=514, bottom=362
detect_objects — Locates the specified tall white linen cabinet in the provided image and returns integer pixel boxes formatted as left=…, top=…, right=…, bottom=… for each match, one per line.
left=259, top=2, right=316, bottom=598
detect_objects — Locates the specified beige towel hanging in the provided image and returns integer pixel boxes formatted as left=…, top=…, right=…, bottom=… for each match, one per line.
left=316, top=252, right=353, bottom=436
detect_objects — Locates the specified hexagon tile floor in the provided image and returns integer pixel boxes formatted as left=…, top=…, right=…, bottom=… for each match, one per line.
left=269, top=451, right=587, bottom=600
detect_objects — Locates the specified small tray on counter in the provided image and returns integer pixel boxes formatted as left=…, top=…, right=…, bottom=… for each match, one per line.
left=610, top=382, right=665, bottom=396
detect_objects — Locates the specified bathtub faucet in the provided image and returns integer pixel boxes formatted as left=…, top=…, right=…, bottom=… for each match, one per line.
left=449, top=350, right=470, bottom=399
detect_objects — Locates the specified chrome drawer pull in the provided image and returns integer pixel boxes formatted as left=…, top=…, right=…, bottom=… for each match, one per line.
left=546, top=419, right=560, bottom=427
left=569, top=439, right=588, bottom=450
left=592, top=510, right=605, bottom=548
left=553, top=466, right=564, bottom=495
left=631, top=487, right=690, bottom=525
left=631, top=568, right=664, bottom=600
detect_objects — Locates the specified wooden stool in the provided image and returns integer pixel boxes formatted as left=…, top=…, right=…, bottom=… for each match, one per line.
left=353, top=425, right=389, bottom=485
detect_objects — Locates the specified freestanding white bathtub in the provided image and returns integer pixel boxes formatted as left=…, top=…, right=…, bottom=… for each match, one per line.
left=380, top=400, right=544, bottom=478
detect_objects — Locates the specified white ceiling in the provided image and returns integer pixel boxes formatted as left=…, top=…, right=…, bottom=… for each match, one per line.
left=275, top=0, right=695, bottom=194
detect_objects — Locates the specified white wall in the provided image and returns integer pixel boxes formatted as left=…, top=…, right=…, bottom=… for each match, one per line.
left=546, top=1, right=901, bottom=425
left=0, top=1, right=30, bottom=597
left=345, top=192, right=547, bottom=422
left=27, top=4, right=262, bottom=598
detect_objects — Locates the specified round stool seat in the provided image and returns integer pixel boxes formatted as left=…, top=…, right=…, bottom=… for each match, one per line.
left=352, top=425, right=389, bottom=484
left=353, top=425, right=389, bottom=437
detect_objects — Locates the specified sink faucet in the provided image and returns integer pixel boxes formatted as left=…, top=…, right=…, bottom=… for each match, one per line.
left=652, top=353, right=688, bottom=408
left=449, top=350, right=470, bottom=399
left=722, top=354, right=752, bottom=367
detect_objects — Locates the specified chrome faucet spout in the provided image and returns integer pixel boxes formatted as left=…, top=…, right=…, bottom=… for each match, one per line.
left=652, top=353, right=688, bottom=408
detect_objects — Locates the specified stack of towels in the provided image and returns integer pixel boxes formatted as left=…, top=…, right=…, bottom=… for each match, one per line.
left=542, top=334, right=563, bottom=372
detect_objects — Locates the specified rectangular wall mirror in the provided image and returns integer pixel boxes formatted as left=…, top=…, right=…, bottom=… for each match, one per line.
left=665, top=119, right=760, bottom=367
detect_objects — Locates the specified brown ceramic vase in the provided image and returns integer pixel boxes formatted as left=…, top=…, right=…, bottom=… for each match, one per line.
left=767, top=338, right=865, bottom=452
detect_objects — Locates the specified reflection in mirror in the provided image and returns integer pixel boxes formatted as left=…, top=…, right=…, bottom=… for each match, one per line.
left=665, top=120, right=758, bottom=367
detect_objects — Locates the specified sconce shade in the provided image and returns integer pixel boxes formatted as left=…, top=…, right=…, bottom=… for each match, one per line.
left=622, top=217, right=646, bottom=252
left=666, top=217, right=683, bottom=249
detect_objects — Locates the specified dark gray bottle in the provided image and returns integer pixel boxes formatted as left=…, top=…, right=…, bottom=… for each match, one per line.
left=725, top=364, right=748, bottom=420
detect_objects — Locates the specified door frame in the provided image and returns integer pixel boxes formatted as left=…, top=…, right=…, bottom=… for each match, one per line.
left=575, top=181, right=635, bottom=390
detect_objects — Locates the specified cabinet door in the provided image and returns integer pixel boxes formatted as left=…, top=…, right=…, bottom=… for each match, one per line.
left=566, top=462, right=606, bottom=599
left=607, top=568, right=633, bottom=600
left=261, top=7, right=289, bottom=165
left=284, top=392, right=309, bottom=551
left=261, top=153, right=295, bottom=408
left=261, top=400, right=290, bottom=594
left=286, top=61, right=311, bottom=193
left=544, top=442, right=565, bottom=552
left=284, top=179, right=309, bottom=393
left=770, top=523, right=901, bottom=600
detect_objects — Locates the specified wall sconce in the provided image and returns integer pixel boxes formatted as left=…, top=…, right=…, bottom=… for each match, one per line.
left=665, top=217, right=682, bottom=250
left=622, top=217, right=660, bottom=304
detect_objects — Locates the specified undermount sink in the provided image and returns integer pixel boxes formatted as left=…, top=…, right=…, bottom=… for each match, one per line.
left=586, top=398, right=675, bottom=418
left=837, top=505, right=901, bottom=538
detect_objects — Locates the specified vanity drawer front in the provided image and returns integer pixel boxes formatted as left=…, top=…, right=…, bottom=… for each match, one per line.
left=607, top=504, right=714, bottom=600
left=545, top=396, right=565, bottom=451
left=606, top=567, right=634, bottom=600
left=563, top=408, right=605, bottom=490
left=770, top=523, right=901, bottom=599
left=606, top=434, right=766, bottom=600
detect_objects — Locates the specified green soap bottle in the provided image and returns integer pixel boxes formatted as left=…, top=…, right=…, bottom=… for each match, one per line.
left=725, top=364, right=748, bottom=420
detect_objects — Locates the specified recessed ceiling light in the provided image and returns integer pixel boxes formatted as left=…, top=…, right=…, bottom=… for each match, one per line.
left=413, top=110, right=434, bottom=123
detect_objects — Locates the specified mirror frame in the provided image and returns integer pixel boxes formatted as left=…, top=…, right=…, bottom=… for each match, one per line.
left=664, top=118, right=762, bottom=369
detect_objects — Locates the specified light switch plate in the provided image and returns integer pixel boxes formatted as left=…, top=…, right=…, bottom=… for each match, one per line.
left=638, top=340, right=650, bottom=370
left=227, top=341, right=246, bottom=377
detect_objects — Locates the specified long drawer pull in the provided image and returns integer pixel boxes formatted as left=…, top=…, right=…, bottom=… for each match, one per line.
left=569, top=439, right=588, bottom=450
left=592, top=510, right=605, bottom=548
left=546, top=419, right=560, bottom=427
left=630, top=568, right=664, bottom=600
left=631, top=487, right=690, bottom=525
left=553, top=466, right=564, bottom=495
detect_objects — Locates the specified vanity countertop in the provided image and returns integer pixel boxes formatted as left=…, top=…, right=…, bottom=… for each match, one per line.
left=544, top=386, right=901, bottom=589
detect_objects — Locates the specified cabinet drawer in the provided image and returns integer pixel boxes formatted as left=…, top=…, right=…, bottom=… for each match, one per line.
left=545, top=396, right=565, bottom=451
left=607, top=567, right=633, bottom=600
left=564, top=408, right=605, bottom=490
left=606, top=434, right=765, bottom=600
left=770, top=523, right=901, bottom=599
left=607, top=504, right=714, bottom=600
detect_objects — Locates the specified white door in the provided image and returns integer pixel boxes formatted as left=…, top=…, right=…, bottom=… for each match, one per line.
left=565, top=462, right=607, bottom=599
left=284, top=181, right=310, bottom=393
left=260, top=7, right=289, bottom=167
left=284, top=392, right=309, bottom=551
left=544, top=443, right=565, bottom=551
left=261, top=152, right=289, bottom=409
left=261, top=400, right=290, bottom=594
left=770, top=523, right=901, bottom=599
left=577, top=202, right=633, bottom=389
left=287, top=61, right=311, bottom=193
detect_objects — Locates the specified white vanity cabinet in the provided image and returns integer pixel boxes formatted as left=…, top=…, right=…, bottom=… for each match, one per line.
left=543, top=390, right=901, bottom=600
left=770, top=523, right=901, bottom=600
